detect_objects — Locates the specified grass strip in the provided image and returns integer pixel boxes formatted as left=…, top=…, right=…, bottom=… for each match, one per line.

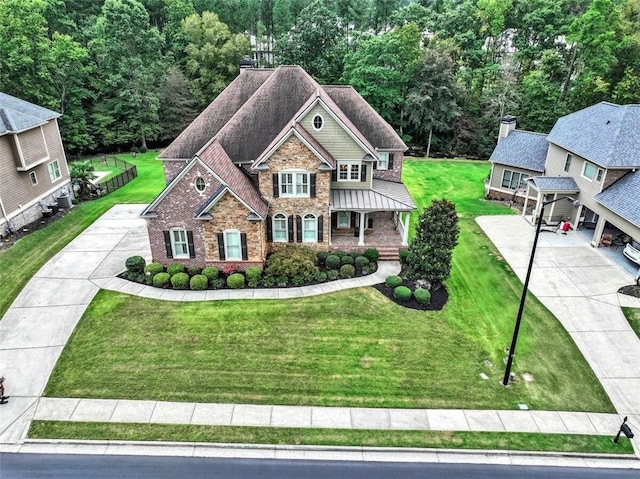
left=28, top=421, right=634, bottom=454
left=622, top=306, right=640, bottom=339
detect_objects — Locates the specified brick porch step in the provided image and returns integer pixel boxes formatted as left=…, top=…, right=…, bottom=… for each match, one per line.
left=377, top=246, right=401, bottom=261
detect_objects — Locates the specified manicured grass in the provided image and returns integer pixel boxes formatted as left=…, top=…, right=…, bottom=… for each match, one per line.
left=622, top=306, right=640, bottom=339
left=44, top=159, right=613, bottom=412
left=0, top=152, right=164, bottom=319
left=28, top=421, right=634, bottom=454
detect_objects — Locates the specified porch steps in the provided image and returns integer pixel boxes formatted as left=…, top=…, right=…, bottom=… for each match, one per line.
left=377, top=246, right=401, bottom=261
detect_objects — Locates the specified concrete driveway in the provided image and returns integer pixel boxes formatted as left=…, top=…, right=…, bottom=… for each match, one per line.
left=477, top=215, right=640, bottom=420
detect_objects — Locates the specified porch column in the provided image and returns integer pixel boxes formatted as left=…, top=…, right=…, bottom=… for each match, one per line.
left=401, top=212, right=409, bottom=246
left=358, top=211, right=366, bottom=246
left=591, top=215, right=607, bottom=248
left=522, top=187, right=529, bottom=217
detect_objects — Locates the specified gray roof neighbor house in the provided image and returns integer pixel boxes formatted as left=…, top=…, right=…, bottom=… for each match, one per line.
left=489, top=130, right=548, bottom=172
left=0, top=93, right=60, bottom=135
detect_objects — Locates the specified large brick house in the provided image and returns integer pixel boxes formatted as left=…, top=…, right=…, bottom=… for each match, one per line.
left=0, top=93, right=72, bottom=237
left=142, top=65, right=417, bottom=268
left=486, top=102, right=640, bottom=250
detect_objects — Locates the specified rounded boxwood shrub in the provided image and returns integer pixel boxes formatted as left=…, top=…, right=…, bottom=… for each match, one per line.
left=349, top=251, right=361, bottom=259
left=187, top=265, right=202, bottom=277
left=202, top=267, right=219, bottom=281
left=385, top=275, right=404, bottom=288
left=167, top=263, right=185, bottom=276
left=334, top=250, right=348, bottom=258
left=341, top=255, right=355, bottom=265
left=364, top=248, right=379, bottom=263
left=327, top=269, right=339, bottom=280
left=414, top=287, right=431, bottom=305
left=340, top=264, right=355, bottom=278
left=171, top=272, right=189, bottom=289
left=399, top=249, right=411, bottom=264
left=153, top=272, right=170, bottom=288
left=317, top=251, right=330, bottom=263
left=144, top=262, right=164, bottom=276
left=394, top=285, right=412, bottom=302
left=227, top=272, right=245, bottom=289
left=354, top=256, right=370, bottom=269
left=245, top=266, right=262, bottom=288
left=190, top=274, right=208, bottom=290
left=125, top=255, right=146, bottom=274
left=325, top=254, right=341, bottom=270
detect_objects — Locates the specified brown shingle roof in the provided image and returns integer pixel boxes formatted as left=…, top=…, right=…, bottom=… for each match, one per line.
left=323, top=85, right=407, bottom=151
left=198, top=140, right=268, bottom=217
left=160, top=69, right=274, bottom=159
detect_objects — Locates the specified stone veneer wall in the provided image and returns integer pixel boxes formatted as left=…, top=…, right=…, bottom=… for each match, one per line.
left=257, top=135, right=330, bottom=252
left=486, top=188, right=538, bottom=206
left=372, top=152, right=403, bottom=182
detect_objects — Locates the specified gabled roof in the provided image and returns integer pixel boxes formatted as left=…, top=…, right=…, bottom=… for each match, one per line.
left=528, top=176, right=579, bottom=192
left=489, top=130, right=548, bottom=172
left=547, top=102, right=640, bottom=168
left=160, top=69, right=274, bottom=159
left=323, top=85, right=407, bottom=151
left=252, top=122, right=335, bottom=169
left=595, top=170, right=640, bottom=228
left=0, top=92, right=59, bottom=135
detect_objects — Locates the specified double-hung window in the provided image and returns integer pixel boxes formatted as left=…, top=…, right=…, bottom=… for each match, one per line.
left=302, top=214, right=317, bottom=242
left=338, top=162, right=360, bottom=181
left=273, top=213, right=288, bottom=242
left=170, top=228, right=190, bottom=258
left=280, top=171, right=309, bottom=197
left=501, top=170, right=529, bottom=190
left=377, top=152, right=389, bottom=170
left=47, top=160, right=61, bottom=183
left=224, top=230, right=242, bottom=260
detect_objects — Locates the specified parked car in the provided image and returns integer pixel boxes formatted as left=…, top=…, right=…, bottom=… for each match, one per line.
left=623, top=239, right=640, bottom=265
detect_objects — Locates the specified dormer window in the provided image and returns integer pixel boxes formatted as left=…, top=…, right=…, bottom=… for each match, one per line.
left=312, top=114, right=324, bottom=131
left=338, top=161, right=360, bottom=181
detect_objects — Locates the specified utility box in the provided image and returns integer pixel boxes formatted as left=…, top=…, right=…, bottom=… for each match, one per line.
left=57, top=192, right=72, bottom=209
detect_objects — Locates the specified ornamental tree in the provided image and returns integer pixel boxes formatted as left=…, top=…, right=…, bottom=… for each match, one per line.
left=404, top=198, right=459, bottom=288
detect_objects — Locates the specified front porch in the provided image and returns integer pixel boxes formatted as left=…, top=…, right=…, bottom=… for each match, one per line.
left=330, top=211, right=407, bottom=251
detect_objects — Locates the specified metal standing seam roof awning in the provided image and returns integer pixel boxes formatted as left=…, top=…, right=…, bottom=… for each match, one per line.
left=330, top=179, right=417, bottom=212
left=527, top=176, right=580, bottom=193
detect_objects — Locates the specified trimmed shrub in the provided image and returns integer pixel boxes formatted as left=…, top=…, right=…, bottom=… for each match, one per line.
left=245, top=266, right=262, bottom=288
left=227, top=273, right=245, bottom=289
left=264, top=245, right=318, bottom=279
left=325, top=254, right=341, bottom=270
left=202, top=267, right=219, bottom=281
left=153, top=272, right=170, bottom=288
left=211, top=278, right=226, bottom=289
left=361, top=264, right=374, bottom=275
left=144, top=262, right=164, bottom=276
left=276, top=275, right=288, bottom=287
left=340, top=264, right=355, bottom=278
left=171, top=272, right=190, bottom=289
left=414, top=287, right=431, bottom=305
left=261, top=275, right=276, bottom=287
left=125, top=255, right=146, bottom=274
left=326, top=269, right=339, bottom=280
left=399, top=249, right=411, bottom=264
left=349, top=251, right=361, bottom=259
left=385, top=275, right=404, bottom=288
left=394, top=285, right=412, bottom=302
left=190, top=274, right=208, bottom=290
left=315, top=271, right=328, bottom=282
left=354, top=256, right=370, bottom=269
left=292, top=275, right=305, bottom=286
left=341, top=255, right=355, bottom=265
left=167, top=263, right=185, bottom=276
left=334, top=250, right=348, bottom=258
left=317, top=251, right=330, bottom=263
left=187, top=265, right=202, bottom=277
left=364, top=248, right=379, bottom=263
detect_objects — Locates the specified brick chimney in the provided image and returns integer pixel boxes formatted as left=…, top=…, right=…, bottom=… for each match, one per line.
left=498, top=115, right=517, bottom=142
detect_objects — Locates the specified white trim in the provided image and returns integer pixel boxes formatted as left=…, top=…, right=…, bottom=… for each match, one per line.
left=170, top=227, right=190, bottom=259
left=223, top=229, right=242, bottom=260
left=194, top=176, right=207, bottom=193
left=272, top=213, right=288, bottom=242
left=47, top=159, right=62, bottom=183
left=279, top=169, right=310, bottom=197
left=294, top=98, right=377, bottom=157
left=29, top=171, right=38, bottom=186
left=377, top=152, right=389, bottom=170
left=41, top=125, right=51, bottom=159
left=302, top=213, right=318, bottom=243
left=337, top=160, right=361, bottom=182
left=582, top=161, right=597, bottom=181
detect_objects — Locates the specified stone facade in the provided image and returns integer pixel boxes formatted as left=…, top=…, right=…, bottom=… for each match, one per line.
left=202, top=192, right=265, bottom=269
left=373, top=152, right=403, bottom=182
left=258, top=135, right=331, bottom=252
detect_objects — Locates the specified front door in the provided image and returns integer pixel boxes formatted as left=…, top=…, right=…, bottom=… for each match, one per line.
left=337, top=211, right=351, bottom=228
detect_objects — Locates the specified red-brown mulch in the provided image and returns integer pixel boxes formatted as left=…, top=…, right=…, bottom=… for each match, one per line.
left=372, top=281, right=449, bottom=311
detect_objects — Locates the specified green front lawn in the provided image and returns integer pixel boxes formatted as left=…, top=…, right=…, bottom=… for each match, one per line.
left=43, top=159, right=613, bottom=413
left=0, top=152, right=164, bottom=319
left=29, top=421, right=634, bottom=455
left=623, top=306, right=640, bottom=339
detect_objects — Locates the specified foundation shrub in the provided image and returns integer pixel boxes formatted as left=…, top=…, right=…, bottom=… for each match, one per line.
left=385, top=275, right=404, bottom=288
left=187, top=265, right=202, bottom=277
left=340, top=264, right=355, bottom=278
left=393, top=285, right=412, bottom=302
left=171, top=272, right=189, bottom=289
left=227, top=273, right=245, bottom=289
left=167, top=263, right=185, bottom=276
left=125, top=255, right=146, bottom=274
left=144, top=262, right=164, bottom=276
left=364, top=248, right=379, bottom=263
left=245, top=267, right=262, bottom=288
left=153, top=272, right=170, bottom=288
left=202, top=267, right=219, bottom=281
left=414, top=287, right=431, bottom=304
left=355, top=256, right=370, bottom=269
left=190, top=274, right=208, bottom=290
left=341, top=255, right=355, bottom=265
left=264, top=245, right=318, bottom=279
left=325, top=254, right=341, bottom=270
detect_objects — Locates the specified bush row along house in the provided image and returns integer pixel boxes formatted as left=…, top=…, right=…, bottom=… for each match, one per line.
left=0, top=93, right=72, bottom=237
left=486, top=102, right=640, bottom=249
left=142, top=65, right=417, bottom=269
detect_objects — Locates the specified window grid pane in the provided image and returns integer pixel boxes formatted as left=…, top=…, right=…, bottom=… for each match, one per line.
left=225, top=231, right=241, bottom=259
left=303, top=215, right=317, bottom=242
left=171, top=230, right=189, bottom=257
left=274, top=215, right=287, bottom=241
left=350, top=164, right=360, bottom=180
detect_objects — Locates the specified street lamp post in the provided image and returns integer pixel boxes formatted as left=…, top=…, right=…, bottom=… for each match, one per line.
left=502, top=195, right=576, bottom=386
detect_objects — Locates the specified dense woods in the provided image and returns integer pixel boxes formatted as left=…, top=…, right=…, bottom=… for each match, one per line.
left=1, top=0, right=638, bottom=157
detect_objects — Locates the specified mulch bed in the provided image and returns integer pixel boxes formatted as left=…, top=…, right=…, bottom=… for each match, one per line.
left=0, top=208, right=70, bottom=251
left=372, top=280, right=448, bottom=311
left=619, top=285, right=640, bottom=298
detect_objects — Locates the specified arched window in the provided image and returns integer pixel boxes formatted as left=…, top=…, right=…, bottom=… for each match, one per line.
left=312, top=114, right=324, bottom=131
left=195, top=177, right=206, bottom=193
left=302, top=213, right=317, bottom=243
left=273, top=213, right=288, bottom=242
